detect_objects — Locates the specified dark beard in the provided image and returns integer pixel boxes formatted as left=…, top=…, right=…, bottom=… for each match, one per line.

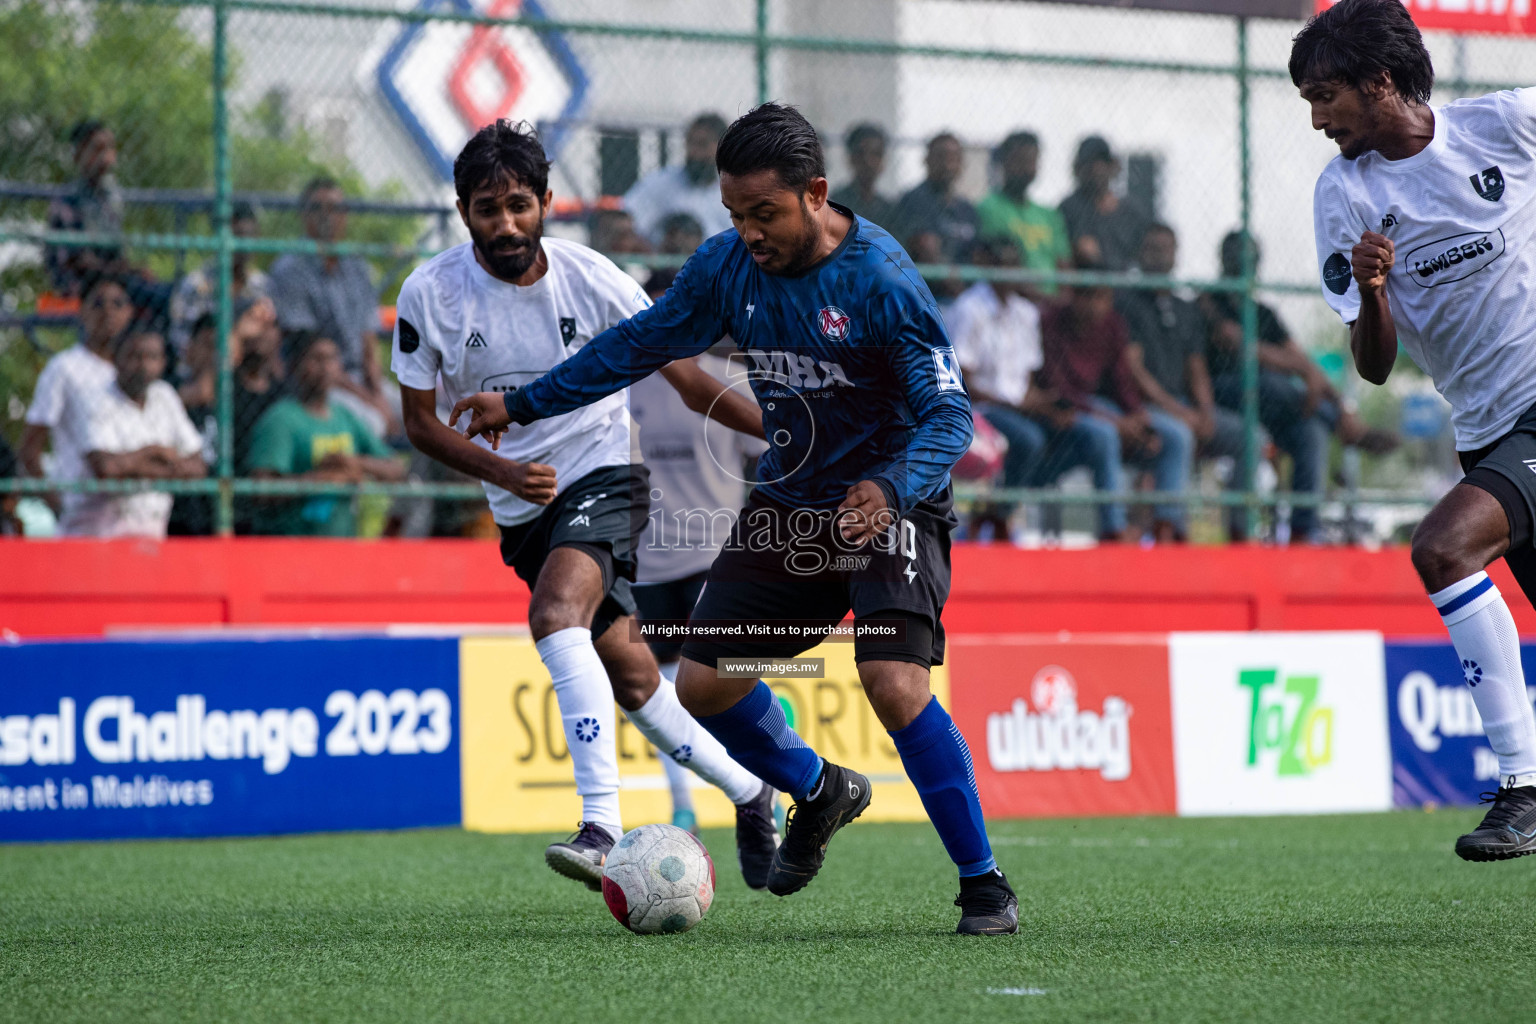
left=473, top=219, right=543, bottom=281
left=774, top=198, right=823, bottom=275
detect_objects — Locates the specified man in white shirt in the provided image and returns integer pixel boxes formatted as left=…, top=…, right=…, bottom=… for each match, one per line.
left=394, top=120, right=775, bottom=891
left=1298, top=0, right=1536, bottom=859
left=623, top=113, right=733, bottom=247
left=20, top=274, right=133, bottom=520
left=69, top=329, right=204, bottom=538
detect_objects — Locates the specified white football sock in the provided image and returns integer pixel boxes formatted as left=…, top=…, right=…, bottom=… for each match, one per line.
left=655, top=662, right=695, bottom=812
left=624, top=674, right=763, bottom=806
left=535, top=627, right=622, bottom=839
left=1432, top=572, right=1536, bottom=787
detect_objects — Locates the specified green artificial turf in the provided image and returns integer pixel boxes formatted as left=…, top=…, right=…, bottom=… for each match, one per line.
left=3, top=812, right=1533, bottom=1023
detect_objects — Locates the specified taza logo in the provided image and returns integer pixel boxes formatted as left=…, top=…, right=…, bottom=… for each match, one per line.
left=817, top=306, right=851, bottom=341
left=1470, top=165, right=1505, bottom=202
left=985, top=665, right=1133, bottom=781
left=1240, top=668, right=1333, bottom=777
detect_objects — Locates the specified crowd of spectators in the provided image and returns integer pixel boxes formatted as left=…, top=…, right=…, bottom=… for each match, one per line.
left=11, top=112, right=1397, bottom=544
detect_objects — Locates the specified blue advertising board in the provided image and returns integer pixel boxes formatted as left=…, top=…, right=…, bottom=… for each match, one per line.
left=0, top=637, right=461, bottom=842
left=1385, top=640, right=1536, bottom=807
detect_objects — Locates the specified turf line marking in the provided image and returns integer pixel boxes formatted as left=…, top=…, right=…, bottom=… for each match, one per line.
left=986, top=987, right=1049, bottom=996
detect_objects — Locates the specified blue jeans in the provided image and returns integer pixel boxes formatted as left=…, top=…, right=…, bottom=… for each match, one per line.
left=980, top=403, right=1127, bottom=536
left=1088, top=398, right=1194, bottom=531
left=1213, top=372, right=1329, bottom=539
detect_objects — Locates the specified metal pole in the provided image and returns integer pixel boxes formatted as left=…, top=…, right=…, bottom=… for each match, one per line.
left=213, top=0, right=235, bottom=536
left=756, top=0, right=770, bottom=104
left=1237, top=15, right=1259, bottom=541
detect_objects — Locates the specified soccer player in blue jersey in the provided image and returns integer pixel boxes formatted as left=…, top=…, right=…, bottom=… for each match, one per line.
left=452, top=103, right=1015, bottom=935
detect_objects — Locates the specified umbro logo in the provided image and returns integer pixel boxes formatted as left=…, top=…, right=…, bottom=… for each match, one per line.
left=465, top=331, right=486, bottom=348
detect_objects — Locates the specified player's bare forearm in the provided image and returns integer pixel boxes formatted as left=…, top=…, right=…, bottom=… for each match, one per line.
left=659, top=359, right=765, bottom=440
left=1350, top=231, right=1398, bottom=386
left=402, top=387, right=514, bottom=484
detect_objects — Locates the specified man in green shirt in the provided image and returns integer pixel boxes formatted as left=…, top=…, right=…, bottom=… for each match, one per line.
left=246, top=331, right=403, bottom=535
left=975, top=132, right=1071, bottom=302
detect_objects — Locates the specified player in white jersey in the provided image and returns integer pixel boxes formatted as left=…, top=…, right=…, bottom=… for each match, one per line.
left=1298, top=0, right=1536, bottom=860
left=628, top=312, right=770, bottom=836
left=392, top=120, right=779, bottom=889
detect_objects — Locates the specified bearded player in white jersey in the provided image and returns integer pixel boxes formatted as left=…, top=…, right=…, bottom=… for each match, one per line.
left=1298, top=0, right=1536, bottom=860
left=393, top=120, right=779, bottom=889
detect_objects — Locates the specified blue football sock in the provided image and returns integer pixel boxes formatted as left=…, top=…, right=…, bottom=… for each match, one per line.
left=695, top=681, right=824, bottom=801
left=890, top=697, right=997, bottom=877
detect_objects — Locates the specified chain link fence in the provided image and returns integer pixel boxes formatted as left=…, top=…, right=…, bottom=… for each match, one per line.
left=1, top=0, right=1529, bottom=543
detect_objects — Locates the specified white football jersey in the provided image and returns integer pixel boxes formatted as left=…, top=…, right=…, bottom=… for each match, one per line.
left=392, top=238, right=649, bottom=526
left=1313, top=89, right=1536, bottom=449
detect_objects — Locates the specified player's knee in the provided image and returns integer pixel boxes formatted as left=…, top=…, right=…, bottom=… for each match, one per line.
left=527, top=598, right=591, bottom=640
left=1410, top=521, right=1475, bottom=592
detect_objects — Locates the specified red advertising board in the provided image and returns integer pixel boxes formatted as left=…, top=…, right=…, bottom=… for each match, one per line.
left=1316, top=0, right=1536, bottom=37
left=947, top=635, right=1177, bottom=818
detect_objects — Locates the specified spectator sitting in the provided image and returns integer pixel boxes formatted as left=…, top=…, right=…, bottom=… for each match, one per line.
left=659, top=211, right=705, bottom=255
left=267, top=176, right=392, bottom=437
left=905, top=229, right=964, bottom=309
left=889, top=131, right=979, bottom=269
left=1058, top=135, right=1152, bottom=272
left=245, top=332, right=403, bottom=536
left=44, top=120, right=129, bottom=297
left=976, top=131, right=1071, bottom=303
left=169, top=200, right=270, bottom=359
left=623, top=113, right=733, bottom=246
left=1038, top=255, right=1193, bottom=542
left=0, top=432, right=20, bottom=535
left=19, top=273, right=135, bottom=520
left=1201, top=231, right=1396, bottom=542
left=65, top=328, right=205, bottom=539
left=589, top=208, right=651, bottom=255
left=829, top=122, right=896, bottom=229
left=168, top=298, right=285, bottom=535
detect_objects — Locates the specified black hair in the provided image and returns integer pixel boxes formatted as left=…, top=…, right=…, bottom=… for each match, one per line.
left=300, top=176, right=341, bottom=206
left=1289, top=0, right=1433, bottom=104
left=927, top=131, right=959, bottom=152
left=845, top=122, right=887, bottom=151
left=994, top=131, right=1039, bottom=162
left=715, top=103, right=826, bottom=193
left=69, top=119, right=107, bottom=148
left=284, top=329, right=332, bottom=366
left=660, top=212, right=703, bottom=235
left=688, top=113, right=729, bottom=140
left=231, top=200, right=258, bottom=224
left=110, top=325, right=163, bottom=360
left=80, top=271, right=129, bottom=303
left=1220, top=229, right=1260, bottom=277
left=1143, top=221, right=1176, bottom=241
left=969, top=234, right=1020, bottom=265
left=453, top=119, right=551, bottom=208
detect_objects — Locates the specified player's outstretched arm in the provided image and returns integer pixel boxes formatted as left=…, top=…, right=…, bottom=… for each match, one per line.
left=658, top=358, right=765, bottom=440
left=403, top=386, right=556, bottom=505
left=1349, top=230, right=1399, bottom=385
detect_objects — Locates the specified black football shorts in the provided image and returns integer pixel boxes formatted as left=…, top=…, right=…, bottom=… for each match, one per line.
left=1460, top=399, right=1536, bottom=604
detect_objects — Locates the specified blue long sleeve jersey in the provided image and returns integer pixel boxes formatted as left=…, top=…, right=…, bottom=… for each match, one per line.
left=502, top=210, right=973, bottom=516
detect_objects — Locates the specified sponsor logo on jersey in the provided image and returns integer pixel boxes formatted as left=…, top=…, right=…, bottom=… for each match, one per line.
left=739, top=350, right=855, bottom=390
left=481, top=371, right=546, bottom=394
left=1322, top=252, right=1352, bottom=295
left=397, top=317, right=421, bottom=354
left=816, top=305, right=851, bottom=341
left=559, top=317, right=577, bottom=345
left=1406, top=229, right=1506, bottom=287
left=1471, top=165, right=1505, bottom=203
left=466, top=331, right=487, bottom=348
left=984, top=666, right=1132, bottom=781
left=933, top=346, right=965, bottom=393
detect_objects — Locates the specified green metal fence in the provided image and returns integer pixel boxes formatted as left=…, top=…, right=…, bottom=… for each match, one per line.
left=1, top=0, right=1524, bottom=542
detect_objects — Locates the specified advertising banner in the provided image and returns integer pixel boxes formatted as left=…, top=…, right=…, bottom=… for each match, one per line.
left=1385, top=640, right=1536, bottom=807
left=1317, top=0, right=1536, bottom=37
left=1169, top=632, right=1392, bottom=815
left=0, top=637, right=461, bottom=842
left=459, top=636, right=947, bottom=833
left=946, top=636, right=1178, bottom=819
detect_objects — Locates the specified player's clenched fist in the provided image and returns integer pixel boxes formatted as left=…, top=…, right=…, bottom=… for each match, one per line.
left=449, top=391, right=513, bottom=448
left=501, top=461, right=557, bottom=505
left=1352, top=231, right=1394, bottom=293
